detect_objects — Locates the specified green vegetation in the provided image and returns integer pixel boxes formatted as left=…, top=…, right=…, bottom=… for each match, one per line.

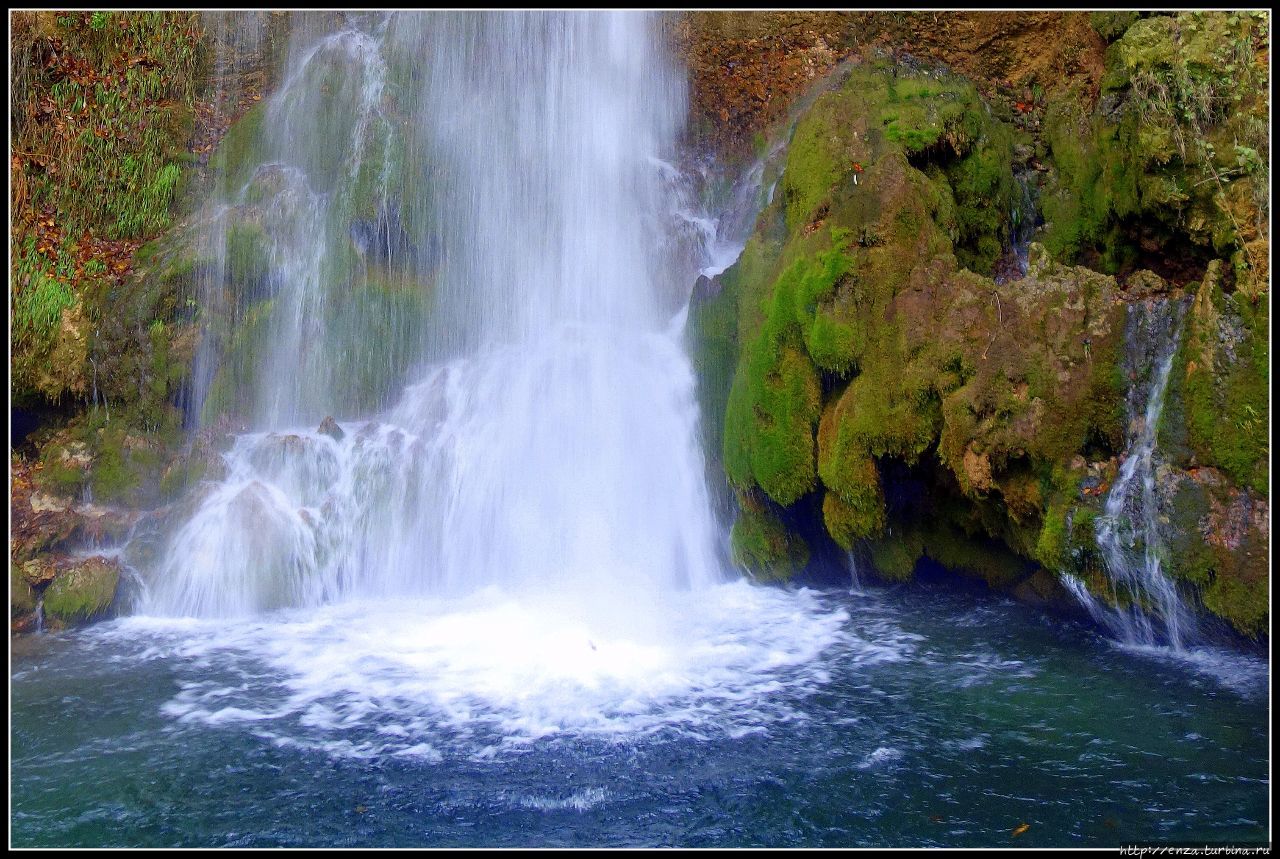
left=696, top=43, right=1265, bottom=637
left=42, top=557, right=121, bottom=626
left=12, top=11, right=208, bottom=411
left=1042, top=11, right=1269, bottom=276
left=730, top=493, right=810, bottom=581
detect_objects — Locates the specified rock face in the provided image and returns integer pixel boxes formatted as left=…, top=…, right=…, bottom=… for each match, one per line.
left=317, top=416, right=345, bottom=441
left=691, top=15, right=1268, bottom=641
left=675, top=11, right=1107, bottom=162
left=42, top=557, right=123, bottom=627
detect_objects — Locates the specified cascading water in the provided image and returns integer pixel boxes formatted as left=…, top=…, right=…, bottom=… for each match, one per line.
left=130, top=11, right=846, bottom=742
left=150, top=11, right=720, bottom=616
left=1063, top=298, right=1195, bottom=650
left=187, top=13, right=428, bottom=428
left=12, top=17, right=1272, bottom=844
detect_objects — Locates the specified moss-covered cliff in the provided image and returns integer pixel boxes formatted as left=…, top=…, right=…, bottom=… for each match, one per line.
left=691, top=12, right=1268, bottom=640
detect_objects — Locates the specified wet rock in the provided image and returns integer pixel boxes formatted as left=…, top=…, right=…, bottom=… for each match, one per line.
left=1012, top=568, right=1069, bottom=609
left=11, top=566, right=36, bottom=619
left=42, top=556, right=122, bottom=627
left=318, top=415, right=345, bottom=441
left=20, top=558, right=58, bottom=589
left=690, top=274, right=719, bottom=304
left=29, top=492, right=72, bottom=514
left=70, top=504, right=140, bottom=545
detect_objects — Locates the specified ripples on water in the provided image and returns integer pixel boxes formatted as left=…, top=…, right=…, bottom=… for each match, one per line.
left=10, top=582, right=1268, bottom=847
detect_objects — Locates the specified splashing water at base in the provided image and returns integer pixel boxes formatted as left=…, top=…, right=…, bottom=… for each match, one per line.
left=115, top=582, right=850, bottom=754
left=127, top=11, right=853, bottom=741
left=12, top=585, right=1267, bottom=847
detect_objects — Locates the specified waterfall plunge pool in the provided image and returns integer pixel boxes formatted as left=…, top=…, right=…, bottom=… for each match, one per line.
left=11, top=581, right=1267, bottom=847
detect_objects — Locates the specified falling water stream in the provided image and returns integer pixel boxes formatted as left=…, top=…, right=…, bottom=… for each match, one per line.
left=1061, top=299, right=1201, bottom=653
left=129, top=8, right=848, bottom=749
left=10, top=13, right=1268, bottom=848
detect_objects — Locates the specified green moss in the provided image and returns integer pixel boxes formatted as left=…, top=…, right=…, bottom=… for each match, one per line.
left=781, top=90, right=849, bottom=231
left=878, top=76, right=977, bottom=157
left=730, top=494, right=810, bottom=582
left=42, top=557, right=120, bottom=625
left=11, top=566, right=36, bottom=618
left=211, top=101, right=269, bottom=191
left=868, top=528, right=924, bottom=582
left=943, top=119, right=1016, bottom=275
left=1042, top=12, right=1268, bottom=269
left=1202, top=562, right=1268, bottom=639
left=923, top=522, right=1031, bottom=589
left=225, top=221, right=271, bottom=289
left=36, top=440, right=88, bottom=496
left=1040, top=92, right=1136, bottom=269
left=1162, top=480, right=1214, bottom=588
left=1033, top=479, right=1101, bottom=574
left=695, top=48, right=1258, bottom=627
left=1091, top=11, right=1141, bottom=41
left=723, top=335, right=821, bottom=506
left=88, top=429, right=138, bottom=501
left=822, top=486, right=884, bottom=550
left=720, top=227, right=847, bottom=506
left=689, top=277, right=740, bottom=462
left=1177, top=266, right=1269, bottom=494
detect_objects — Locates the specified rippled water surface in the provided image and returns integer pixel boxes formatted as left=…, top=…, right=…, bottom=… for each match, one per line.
left=10, top=583, right=1268, bottom=847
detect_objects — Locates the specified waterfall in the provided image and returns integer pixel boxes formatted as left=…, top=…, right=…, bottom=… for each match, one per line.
left=1009, top=166, right=1038, bottom=278
left=143, top=12, right=726, bottom=619
left=1065, top=298, right=1195, bottom=649
left=995, top=165, right=1039, bottom=284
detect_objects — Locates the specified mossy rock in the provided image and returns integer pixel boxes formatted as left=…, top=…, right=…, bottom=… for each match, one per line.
left=11, top=566, right=37, bottom=618
left=696, top=36, right=1266, bottom=642
left=42, top=556, right=121, bottom=626
left=1201, top=548, right=1268, bottom=640
left=225, top=219, right=272, bottom=291
left=1042, top=12, right=1268, bottom=271
left=922, top=521, right=1033, bottom=590
left=730, top=493, right=810, bottom=582
left=1166, top=262, right=1268, bottom=494
left=868, top=527, right=924, bottom=582
left=1160, top=467, right=1268, bottom=639
left=1090, top=11, right=1141, bottom=42
left=723, top=320, right=822, bottom=507
left=1012, top=567, right=1071, bottom=608
left=210, top=101, right=270, bottom=191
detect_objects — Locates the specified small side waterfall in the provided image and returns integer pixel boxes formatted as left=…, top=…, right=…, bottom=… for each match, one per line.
left=1008, top=166, right=1039, bottom=278
left=1066, top=297, right=1195, bottom=649
left=995, top=165, right=1039, bottom=284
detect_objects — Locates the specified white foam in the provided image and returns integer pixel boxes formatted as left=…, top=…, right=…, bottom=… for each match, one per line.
left=857, top=747, right=903, bottom=769
left=517, top=787, right=610, bottom=812
left=99, top=582, right=862, bottom=759
left=1109, top=640, right=1268, bottom=698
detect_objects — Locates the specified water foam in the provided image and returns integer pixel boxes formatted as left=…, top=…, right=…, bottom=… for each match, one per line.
left=101, top=582, right=852, bottom=757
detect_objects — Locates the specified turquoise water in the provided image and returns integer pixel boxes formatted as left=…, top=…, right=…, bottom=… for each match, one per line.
left=10, top=582, right=1269, bottom=847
